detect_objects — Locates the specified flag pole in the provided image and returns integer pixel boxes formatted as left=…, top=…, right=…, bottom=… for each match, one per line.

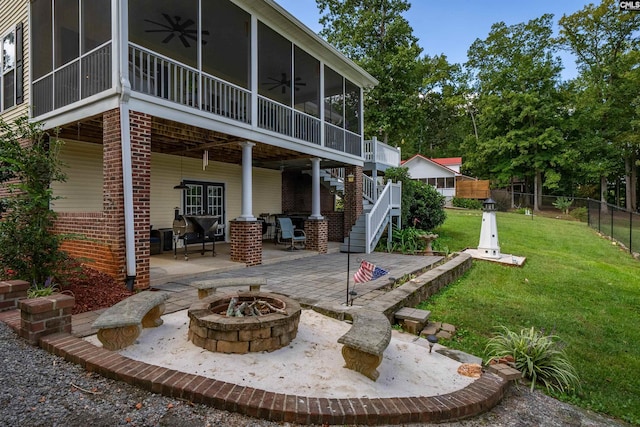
left=346, top=234, right=351, bottom=306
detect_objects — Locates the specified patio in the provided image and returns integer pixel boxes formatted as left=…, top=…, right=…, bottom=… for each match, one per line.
left=150, top=241, right=342, bottom=288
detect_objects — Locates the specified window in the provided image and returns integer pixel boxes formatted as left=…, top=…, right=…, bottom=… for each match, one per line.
left=183, top=181, right=225, bottom=240
left=1, top=23, right=22, bottom=111
left=2, top=30, right=15, bottom=110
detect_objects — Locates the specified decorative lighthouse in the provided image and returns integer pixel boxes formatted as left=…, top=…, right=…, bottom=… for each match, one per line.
left=478, top=198, right=501, bottom=259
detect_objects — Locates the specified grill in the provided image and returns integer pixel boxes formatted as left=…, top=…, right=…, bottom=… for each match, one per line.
left=172, top=214, right=220, bottom=260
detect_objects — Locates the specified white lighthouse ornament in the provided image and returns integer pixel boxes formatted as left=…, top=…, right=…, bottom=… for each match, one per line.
left=478, top=198, right=501, bottom=259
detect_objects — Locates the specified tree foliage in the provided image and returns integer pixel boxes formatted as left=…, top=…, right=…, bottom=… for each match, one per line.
left=0, top=116, right=68, bottom=285
left=316, top=0, right=424, bottom=146
left=463, top=15, right=565, bottom=210
left=558, top=0, right=640, bottom=209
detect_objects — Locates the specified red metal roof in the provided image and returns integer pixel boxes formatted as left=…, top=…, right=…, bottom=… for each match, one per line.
left=431, top=157, right=462, bottom=166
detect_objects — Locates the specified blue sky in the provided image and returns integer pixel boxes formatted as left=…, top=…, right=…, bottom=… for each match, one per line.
left=274, top=0, right=594, bottom=81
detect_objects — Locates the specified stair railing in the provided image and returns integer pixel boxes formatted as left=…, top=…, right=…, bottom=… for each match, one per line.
left=365, top=179, right=402, bottom=253
left=362, top=174, right=375, bottom=204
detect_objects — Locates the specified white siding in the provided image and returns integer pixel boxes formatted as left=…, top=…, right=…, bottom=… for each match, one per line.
left=150, top=153, right=282, bottom=240
left=0, top=0, right=29, bottom=123
left=405, top=157, right=456, bottom=180
left=51, top=140, right=104, bottom=212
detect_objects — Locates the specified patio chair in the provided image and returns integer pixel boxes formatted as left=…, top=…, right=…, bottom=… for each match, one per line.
left=277, top=217, right=306, bottom=251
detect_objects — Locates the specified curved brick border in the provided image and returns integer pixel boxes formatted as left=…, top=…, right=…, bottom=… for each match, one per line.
left=40, top=332, right=509, bottom=425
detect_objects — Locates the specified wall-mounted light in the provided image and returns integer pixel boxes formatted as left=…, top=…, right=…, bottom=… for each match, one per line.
left=173, top=181, right=188, bottom=190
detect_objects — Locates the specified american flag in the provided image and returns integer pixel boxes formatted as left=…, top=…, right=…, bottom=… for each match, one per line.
left=353, top=260, right=388, bottom=284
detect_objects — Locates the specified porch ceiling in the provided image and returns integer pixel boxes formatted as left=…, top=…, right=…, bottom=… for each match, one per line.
left=56, top=115, right=335, bottom=171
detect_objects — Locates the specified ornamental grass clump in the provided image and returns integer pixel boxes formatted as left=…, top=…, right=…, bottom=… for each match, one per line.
left=486, top=326, right=580, bottom=393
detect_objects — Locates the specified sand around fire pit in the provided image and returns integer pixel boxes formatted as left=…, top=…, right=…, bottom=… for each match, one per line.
left=85, top=309, right=476, bottom=398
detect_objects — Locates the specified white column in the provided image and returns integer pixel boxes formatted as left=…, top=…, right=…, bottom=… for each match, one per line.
left=309, top=157, right=323, bottom=220
left=238, top=141, right=256, bottom=221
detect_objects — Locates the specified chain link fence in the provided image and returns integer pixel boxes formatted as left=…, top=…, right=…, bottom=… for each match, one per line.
left=587, top=199, right=639, bottom=256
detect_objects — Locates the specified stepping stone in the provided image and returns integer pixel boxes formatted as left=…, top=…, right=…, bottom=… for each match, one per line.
left=436, top=348, right=483, bottom=365
left=394, top=307, right=431, bottom=335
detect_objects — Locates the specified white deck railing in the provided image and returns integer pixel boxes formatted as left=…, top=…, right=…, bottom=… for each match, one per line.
left=363, top=137, right=401, bottom=167
left=365, top=180, right=402, bottom=253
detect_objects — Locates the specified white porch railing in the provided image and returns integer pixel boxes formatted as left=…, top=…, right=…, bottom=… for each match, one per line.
left=32, top=42, right=112, bottom=117
left=365, top=180, right=402, bottom=253
left=325, top=123, right=362, bottom=156
left=362, top=174, right=375, bottom=204
left=363, top=136, right=401, bottom=167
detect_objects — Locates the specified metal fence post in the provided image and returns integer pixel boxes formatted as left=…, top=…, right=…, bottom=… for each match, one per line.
left=630, top=211, right=633, bottom=254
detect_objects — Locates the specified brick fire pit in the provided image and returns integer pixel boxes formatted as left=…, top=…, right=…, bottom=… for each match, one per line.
left=187, top=292, right=301, bottom=354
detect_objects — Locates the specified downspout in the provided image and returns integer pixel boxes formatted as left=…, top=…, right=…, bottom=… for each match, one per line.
left=120, top=80, right=136, bottom=291
left=118, top=0, right=136, bottom=290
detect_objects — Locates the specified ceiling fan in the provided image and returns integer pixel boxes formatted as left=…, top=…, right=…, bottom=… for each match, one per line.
left=263, top=73, right=306, bottom=94
left=144, top=13, right=209, bottom=48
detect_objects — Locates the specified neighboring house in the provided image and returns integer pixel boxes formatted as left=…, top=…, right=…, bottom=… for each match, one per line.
left=0, top=0, right=400, bottom=289
left=401, top=155, right=461, bottom=200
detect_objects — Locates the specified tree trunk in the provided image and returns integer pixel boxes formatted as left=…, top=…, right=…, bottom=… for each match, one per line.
left=600, top=175, right=608, bottom=213
left=626, top=154, right=637, bottom=211
left=533, top=170, right=542, bottom=211
left=510, top=177, right=515, bottom=209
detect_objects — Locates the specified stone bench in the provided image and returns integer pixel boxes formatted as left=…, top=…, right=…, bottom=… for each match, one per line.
left=191, top=277, right=266, bottom=299
left=337, top=309, right=392, bottom=381
left=92, top=291, right=169, bottom=351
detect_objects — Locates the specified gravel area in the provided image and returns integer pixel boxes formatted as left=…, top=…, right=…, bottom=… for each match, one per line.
left=0, top=322, right=630, bottom=427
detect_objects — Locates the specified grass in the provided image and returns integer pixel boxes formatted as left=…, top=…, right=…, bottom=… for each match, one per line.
left=419, top=209, right=640, bottom=424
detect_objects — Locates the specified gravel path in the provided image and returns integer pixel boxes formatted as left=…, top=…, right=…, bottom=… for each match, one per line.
left=0, top=323, right=629, bottom=427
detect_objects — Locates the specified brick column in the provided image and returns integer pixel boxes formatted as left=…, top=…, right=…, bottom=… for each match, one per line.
left=129, top=111, right=152, bottom=289
left=103, top=108, right=152, bottom=289
left=102, top=108, right=126, bottom=283
left=0, top=280, right=29, bottom=311
left=304, top=219, right=328, bottom=253
left=230, top=220, right=262, bottom=266
left=343, top=165, right=363, bottom=237
left=18, top=293, right=75, bottom=345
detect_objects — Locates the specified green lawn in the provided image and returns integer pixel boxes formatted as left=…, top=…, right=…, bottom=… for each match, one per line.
left=421, top=209, right=640, bottom=424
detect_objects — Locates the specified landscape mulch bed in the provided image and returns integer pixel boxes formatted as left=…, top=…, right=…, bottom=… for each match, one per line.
left=60, top=264, right=135, bottom=315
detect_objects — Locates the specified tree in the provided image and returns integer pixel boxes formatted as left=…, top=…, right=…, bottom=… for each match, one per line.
left=410, top=55, right=472, bottom=159
left=316, top=0, right=424, bottom=146
left=558, top=0, right=640, bottom=211
left=464, top=15, right=565, bottom=211
left=0, top=116, right=68, bottom=286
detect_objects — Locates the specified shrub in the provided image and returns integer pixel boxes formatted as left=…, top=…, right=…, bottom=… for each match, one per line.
left=552, top=196, right=573, bottom=214
left=0, top=116, right=68, bottom=285
left=452, top=197, right=483, bottom=210
left=485, top=326, right=579, bottom=393
left=569, top=207, right=587, bottom=222
left=384, top=167, right=446, bottom=231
